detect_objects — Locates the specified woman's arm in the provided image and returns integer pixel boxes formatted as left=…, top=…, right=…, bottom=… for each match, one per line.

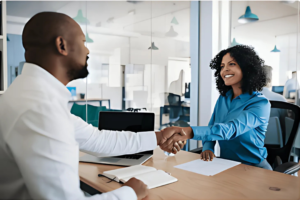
left=192, top=99, right=270, bottom=141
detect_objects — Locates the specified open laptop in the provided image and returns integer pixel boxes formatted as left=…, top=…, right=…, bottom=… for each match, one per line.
left=79, top=111, right=155, bottom=166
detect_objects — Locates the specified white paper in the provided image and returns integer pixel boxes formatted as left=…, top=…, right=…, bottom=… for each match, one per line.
left=174, top=158, right=240, bottom=176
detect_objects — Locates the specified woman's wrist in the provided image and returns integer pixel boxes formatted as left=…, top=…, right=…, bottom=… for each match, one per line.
left=183, top=127, right=194, bottom=139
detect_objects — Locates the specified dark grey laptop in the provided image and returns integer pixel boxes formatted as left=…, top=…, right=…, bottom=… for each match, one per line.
left=79, top=111, right=155, bottom=166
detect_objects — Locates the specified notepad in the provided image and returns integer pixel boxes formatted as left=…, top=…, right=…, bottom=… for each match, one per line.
left=174, top=158, right=240, bottom=176
left=103, top=165, right=177, bottom=189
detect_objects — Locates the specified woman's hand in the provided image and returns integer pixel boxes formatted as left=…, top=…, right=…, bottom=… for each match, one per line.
left=200, top=150, right=215, bottom=161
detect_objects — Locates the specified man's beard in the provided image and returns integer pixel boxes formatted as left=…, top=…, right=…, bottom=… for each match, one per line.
left=68, top=57, right=89, bottom=81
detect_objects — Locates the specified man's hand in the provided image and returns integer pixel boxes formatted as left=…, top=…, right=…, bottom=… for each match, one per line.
left=123, top=178, right=149, bottom=200
left=200, top=150, right=215, bottom=161
left=156, top=127, right=194, bottom=154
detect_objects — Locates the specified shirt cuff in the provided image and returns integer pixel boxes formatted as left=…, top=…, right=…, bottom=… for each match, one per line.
left=191, top=126, right=211, bottom=140
left=108, top=186, right=137, bottom=200
left=138, top=131, right=157, bottom=151
left=202, top=141, right=215, bottom=153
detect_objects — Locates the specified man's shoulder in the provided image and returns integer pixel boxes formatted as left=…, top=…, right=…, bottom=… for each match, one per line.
left=262, top=89, right=286, bottom=102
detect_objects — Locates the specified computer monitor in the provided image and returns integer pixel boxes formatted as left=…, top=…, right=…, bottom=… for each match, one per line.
left=272, top=86, right=284, bottom=95
left=98, top=111, right=155, bottom=154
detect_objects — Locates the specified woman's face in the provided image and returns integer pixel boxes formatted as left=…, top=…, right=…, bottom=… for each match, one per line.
left=220, top=53, right=243, bottom=87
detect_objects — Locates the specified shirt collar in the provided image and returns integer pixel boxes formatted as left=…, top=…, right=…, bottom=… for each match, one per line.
left=226, top=89, right=258, bottom=102
left=21, top=62, right=71, bottom=100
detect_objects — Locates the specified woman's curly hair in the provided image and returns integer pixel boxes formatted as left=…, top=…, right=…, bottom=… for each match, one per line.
left=210, top=45, right=267, bottom=96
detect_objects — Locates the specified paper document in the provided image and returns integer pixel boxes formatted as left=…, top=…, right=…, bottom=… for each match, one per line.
left=174, top=158, right=240, bottom=176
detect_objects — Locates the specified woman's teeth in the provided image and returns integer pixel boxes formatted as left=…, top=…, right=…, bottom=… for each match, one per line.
left=225, top=75, right=234, bottom=78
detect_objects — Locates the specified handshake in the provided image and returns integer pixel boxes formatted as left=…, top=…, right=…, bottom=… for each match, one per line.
left=155, top=126, right=194, bottom=154
left=123, top=126, right=194, bottom=200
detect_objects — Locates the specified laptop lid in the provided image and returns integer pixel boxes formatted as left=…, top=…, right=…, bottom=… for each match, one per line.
left=98, top=111, right=155, bottom=154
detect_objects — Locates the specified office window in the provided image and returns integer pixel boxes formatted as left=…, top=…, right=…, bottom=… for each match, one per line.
left=6, top=1, right=192, bottom=132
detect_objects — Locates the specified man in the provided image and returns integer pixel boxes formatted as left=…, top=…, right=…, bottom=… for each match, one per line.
left=283, top=71, right=299, bottom=99
left=261, top=65, right=286, bottom=102
left=0, top=12, right=184, bottom=200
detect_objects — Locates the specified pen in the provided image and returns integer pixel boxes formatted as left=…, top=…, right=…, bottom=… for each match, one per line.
left=98, top=174, right=124, bottom=184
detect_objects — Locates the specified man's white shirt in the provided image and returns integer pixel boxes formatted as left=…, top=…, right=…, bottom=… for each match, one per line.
left=0, top=63, right=157, bottom=200
left=261, top=87, right=286, bottom=102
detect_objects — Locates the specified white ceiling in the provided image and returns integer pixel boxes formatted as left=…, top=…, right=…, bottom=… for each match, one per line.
left=7, top=1, right=298, bottom=42
left=7, top=1, right=190, bottom=39
left=231, top=1, right=298, bottom=37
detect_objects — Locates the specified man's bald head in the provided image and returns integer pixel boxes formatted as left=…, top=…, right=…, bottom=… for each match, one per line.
left=22, top=12, right=90, bottom=85
left=22, top=12, right=79, bottom=51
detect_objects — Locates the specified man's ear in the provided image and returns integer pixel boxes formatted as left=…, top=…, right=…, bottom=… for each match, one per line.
left=55, top=36, right=68, bottom=56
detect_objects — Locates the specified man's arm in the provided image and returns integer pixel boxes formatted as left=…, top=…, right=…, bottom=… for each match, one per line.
left=72, top=115, right=185, bottom=157
left=7, top=103, right=137, bottom=200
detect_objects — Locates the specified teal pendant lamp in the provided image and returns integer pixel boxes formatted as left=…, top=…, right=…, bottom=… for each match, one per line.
left=148, top=42, right=159, bottom=50
left=230, top=38, right=240, bottom=47
left=271, top=45, right=280, bottom=53
left=7, top=36, right=10, bottom=41
left=171, top=17, right=179, bottom=25
left=73, top=9, right=90, bottom=25
left=271, top=36, right=280, bottom=52
left=238, top=6, right=259, bottom=24
left=85, top=33, right=93, bottom=43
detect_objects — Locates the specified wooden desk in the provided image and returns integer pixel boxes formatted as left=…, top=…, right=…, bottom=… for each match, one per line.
left=69, top=98, right=111, bottom=109
left=79, top=148, right=300, bottom=199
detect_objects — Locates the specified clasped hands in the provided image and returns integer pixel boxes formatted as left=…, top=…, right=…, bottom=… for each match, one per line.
left=155, top=126, right=194, bottom=154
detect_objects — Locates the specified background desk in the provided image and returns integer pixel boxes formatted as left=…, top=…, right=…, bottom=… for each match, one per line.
left=79, top=148, right=300, bottom=199
left=286, top=98, right=295, bottom=104
left=69, top=98, right=111, bottom=109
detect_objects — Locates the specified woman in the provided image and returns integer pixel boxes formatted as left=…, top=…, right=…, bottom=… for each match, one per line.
left=161, top=45, right=272, bottom=170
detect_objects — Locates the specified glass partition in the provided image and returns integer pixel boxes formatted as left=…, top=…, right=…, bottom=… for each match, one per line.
left=6, top=1, right=192, bottom=135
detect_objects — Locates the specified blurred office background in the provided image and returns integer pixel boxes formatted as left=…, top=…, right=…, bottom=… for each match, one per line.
left=3, top=1, right=300, bottom=157
left=6, top=1, right=191, bottom=132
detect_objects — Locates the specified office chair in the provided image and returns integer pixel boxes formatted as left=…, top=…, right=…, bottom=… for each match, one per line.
left=159, top=93, right=186, bottom=129
left=265, top=101, right=300, bottom=174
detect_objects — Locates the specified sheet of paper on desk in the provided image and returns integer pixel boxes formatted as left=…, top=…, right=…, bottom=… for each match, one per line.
left=174, top=158, right=240, bottom=176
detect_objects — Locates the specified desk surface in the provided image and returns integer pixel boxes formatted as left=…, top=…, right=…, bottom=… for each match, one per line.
left=79, top=148, right=300, bottom=200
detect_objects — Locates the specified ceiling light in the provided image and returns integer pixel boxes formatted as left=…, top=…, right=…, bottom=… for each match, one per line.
left=238, top=6, right=259, bottom=24
left=96, top=22, right=101, bottom=27
left=128, top=10, right=135, bottom=16
left=230, top=38, right=240, bottom=47
left=280, top=0, right=296, bottom=3
left=171, top=17, right=179, bottom=25
left=271, top=45, right=280, bottom=53
left=86, top=33, right=94, bottom=43
left=107, top=17, right=114, bottom=24
left=73, top=9, right=90, bottom=25
left=165, top=26, right=178, bottom=37
left=148, top=42, right=159, bottom=50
